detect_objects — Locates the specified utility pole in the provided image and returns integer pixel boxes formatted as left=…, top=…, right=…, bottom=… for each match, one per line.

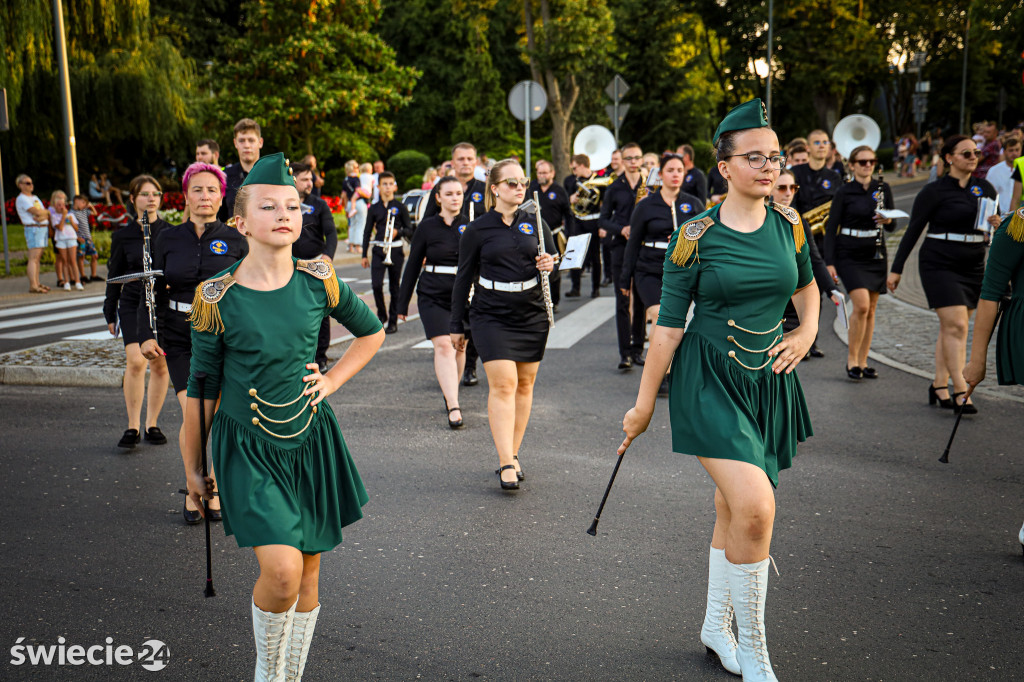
left=53, top=0, right=79, bottom=197
left=958, top=6, right=970, bottom=134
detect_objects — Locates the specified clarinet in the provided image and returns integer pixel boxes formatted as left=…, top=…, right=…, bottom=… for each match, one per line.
left=533, top=191, right=555, bottom=327
left=141, top=211, right=158, bottom=339
left=873, top=172, right=885, bottom=261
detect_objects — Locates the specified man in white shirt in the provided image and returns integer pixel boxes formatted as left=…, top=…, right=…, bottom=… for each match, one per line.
left=984, top=135, right=1021, bottom=213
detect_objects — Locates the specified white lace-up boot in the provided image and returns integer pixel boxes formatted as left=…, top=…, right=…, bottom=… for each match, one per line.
left=727, top=558, right=778, bottom=682
left=253, top=599, right=296, bottom=682
left=700, top=546, right=741, bottom=675
left=284, top=604, right=321, bottom=681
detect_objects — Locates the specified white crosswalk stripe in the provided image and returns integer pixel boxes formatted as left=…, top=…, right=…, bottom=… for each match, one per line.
left=0, top=297, right=107, bottom=341
left=0, top=318, right=104, bottom=339
left=0, top=295, right=104, bottom=319
left=0, top=306, right=103, bottom=331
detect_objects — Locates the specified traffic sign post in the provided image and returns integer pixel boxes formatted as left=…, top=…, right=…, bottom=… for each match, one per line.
left=508, top=80, right=547, bottom=175
left=0, top=87, right=9, bottom=275
left=605, top=75, right=630, bottom=144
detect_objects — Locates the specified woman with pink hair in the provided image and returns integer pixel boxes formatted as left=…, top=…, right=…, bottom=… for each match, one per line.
left=140, top=162, right=248, bottom=525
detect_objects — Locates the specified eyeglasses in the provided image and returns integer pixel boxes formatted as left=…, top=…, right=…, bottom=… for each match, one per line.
left=775, top=183, right=799, bottom=192
left=137, top=192, right=163, bottom=198
left=810, top=140, right=831, bottom=146
left=19, top=180, right=33, bottom=185
left=622, top=155, right=643, bottom=162
left=957, top=150, right=981, bottom=159
left=853, top=159, right=877, bottom=167
left=724, top=153, right=786, bottom=170
left=498, top=178, right=530, bottom=188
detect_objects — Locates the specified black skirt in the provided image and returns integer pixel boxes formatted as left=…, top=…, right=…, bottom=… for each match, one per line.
left=469, top=289, right=549, bottom=363
left=917, top=240, right=985, bottom=309
left=117, top=298, right=143, bottom=347
left=418, top=296, right=452, bottom=339
left=834, top=238, right=887, bottom=294
left=634, top=270, right=664, bottom=309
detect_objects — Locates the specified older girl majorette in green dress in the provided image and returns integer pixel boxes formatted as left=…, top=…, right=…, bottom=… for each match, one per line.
left=182, top=153, right=385, bottom=681
left=619, top=99, right=819, bottom=682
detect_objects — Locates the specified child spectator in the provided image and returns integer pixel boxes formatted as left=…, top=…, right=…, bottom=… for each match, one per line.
left=71, top=195, right=100, bottom=283
left=48, top=191, right=83, bottom=290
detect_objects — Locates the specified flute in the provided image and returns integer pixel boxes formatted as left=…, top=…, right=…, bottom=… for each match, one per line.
left=533, top=191, right=555, bottom=327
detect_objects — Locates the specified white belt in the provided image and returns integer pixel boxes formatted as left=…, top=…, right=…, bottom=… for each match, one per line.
left=927, top=233, right=985, bottom=243
left=371, top=240, right=403, bottom=247
left=576, top=214, right=600, bottom=221
left=424, top=264, right=457, bottom=275
left=477, top=276, right=538, bottom=292
left=643, top=240, right=670, bottom=249
left=839, top=228, right=878, bottom=238
left=169, top=300, right=192, bottom=313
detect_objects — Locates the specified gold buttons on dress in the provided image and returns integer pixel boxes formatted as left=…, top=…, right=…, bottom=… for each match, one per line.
left=728, top=350, right=736, bottom=357
left=727, top=320, right=735, bottom=327
left=249, top=388, right=257, bottom=396
left=312, top=406, right=318, bottom=414
left=727, top=335, right=735, bottom=342
left=251, top=403, right=258, bottom=410
left=252, top=417, right=259, bottom=425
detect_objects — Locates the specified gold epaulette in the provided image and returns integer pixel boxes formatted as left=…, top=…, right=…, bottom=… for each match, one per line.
left=1008, top=207, right=1024, bottom=243
left=669, top=216, right=714, bottom=267
left=771, top=202, right=805, bottom=253
left=296, top=259, right=340, bottom=308
left=189, top=272, right=236, bottom=334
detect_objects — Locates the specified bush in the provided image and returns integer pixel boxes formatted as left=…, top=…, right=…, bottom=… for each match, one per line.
left=690, top=140, right=715, bottom=173
left=404, top=175, right=424, bottom=192
left=323, top=172, right=348, bottom=197
left=387, top=150, right=431, bottom=187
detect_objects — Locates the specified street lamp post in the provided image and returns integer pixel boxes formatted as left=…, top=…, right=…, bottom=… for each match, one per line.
left=52, top=0, right=79, bottom=197
left=766, top=0, right=773, bottom=124
left=958, top=8, right=970, bottom=134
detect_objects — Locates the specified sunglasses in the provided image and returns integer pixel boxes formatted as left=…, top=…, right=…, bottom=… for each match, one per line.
left=19, top=180, right=33, bottom=185
left=853, top=159, right=877, bottom=166
left=956, top=150, right=981, bottom=159
left=775, top=183, right=799, bottom=192
left=498, top=178, right=530, bottom=188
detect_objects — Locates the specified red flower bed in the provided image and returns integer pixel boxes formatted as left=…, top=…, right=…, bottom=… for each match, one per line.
left=321, top=195, right=343, bottom=212
left=162, top=192, right=185, bottom=210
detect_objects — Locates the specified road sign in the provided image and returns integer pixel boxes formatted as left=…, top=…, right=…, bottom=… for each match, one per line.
left=605, top=104, right=630, bottom=129
left=508, top=80, right=547, bottom=122
left=605, top=75, right=630, bottom=144
left=605, top=75, right=629, bottom=101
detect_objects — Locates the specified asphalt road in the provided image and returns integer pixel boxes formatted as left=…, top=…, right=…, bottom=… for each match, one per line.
left=1, top=294, right=1021, bottom=681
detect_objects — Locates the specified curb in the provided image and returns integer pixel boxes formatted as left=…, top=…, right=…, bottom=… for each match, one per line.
left=0, top=364, right=122, bottom=388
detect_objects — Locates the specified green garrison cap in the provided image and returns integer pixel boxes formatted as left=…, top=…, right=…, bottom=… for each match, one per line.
left=712, top=98, right=769, bottom=146
left=240, top=152, right=295, bottom=188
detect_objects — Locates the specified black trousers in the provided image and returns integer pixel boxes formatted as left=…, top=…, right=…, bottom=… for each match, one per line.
left=603, top=242, right=613, bottom=281
left=371, top=250, right=404, bottom=323
left=609, top=243, right=645, bottom=357
left=570, top=219, right=601, bottom=294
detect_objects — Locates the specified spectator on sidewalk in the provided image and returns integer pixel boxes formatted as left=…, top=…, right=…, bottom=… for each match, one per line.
left=88, top=172, right=124, bottom=205
left=302, top=154, right=325, bottom=197
left=341, top=160, right=363, bottom=253
left=14, top=174, right=50, bottom=293
left=70, top=195, right=100, bottom=283
left=983, top=134, right=1021, bottom=214
left=974, top=121, right=1002, bottom=179
left=48, top=190, right=83, bottom=291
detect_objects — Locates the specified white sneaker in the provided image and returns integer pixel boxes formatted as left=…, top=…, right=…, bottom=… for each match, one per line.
left=74, top=282, right=84, bottom=290
left=63, top=282, right=71, bottom=291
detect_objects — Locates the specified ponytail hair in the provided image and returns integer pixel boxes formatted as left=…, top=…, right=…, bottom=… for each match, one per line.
left=484, top=158, right=522, bottom=212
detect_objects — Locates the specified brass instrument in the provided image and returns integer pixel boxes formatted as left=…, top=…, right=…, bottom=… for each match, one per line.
left=572, top=173, right=615, bottom=218
left=533, top=191, right=555, bottom=327
left=571, top=124, right=618, bottom=219
left=382, top=210, right=396, bottom=266
left=804, top=200, right=832, bottom=237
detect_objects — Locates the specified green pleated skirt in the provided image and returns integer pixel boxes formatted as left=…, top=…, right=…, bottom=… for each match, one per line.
left=996, top=297, right=1024, bottom=386
left=211, top=405, right=369, bottom=554
left=668, top=333, right=813, bottom=487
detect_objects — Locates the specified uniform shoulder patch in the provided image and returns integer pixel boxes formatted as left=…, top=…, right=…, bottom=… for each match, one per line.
left=189, top=273, right=236, bottom=335
left=670, top=216, right=714, bottom=267
left=772, top=203, right=800, bottom=225
left=1007, top=207, right=1024, bottom=243
left=296, top=259, right=340, bottom=307
left=681, top=216, right=714, bottom=241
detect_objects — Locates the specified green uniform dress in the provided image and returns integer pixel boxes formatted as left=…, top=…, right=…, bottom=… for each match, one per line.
left=979, top=213, right=1024, bottom=385
left=657, top=204, right=814, bottom=487
left=186, top=258, right=383, bottom=553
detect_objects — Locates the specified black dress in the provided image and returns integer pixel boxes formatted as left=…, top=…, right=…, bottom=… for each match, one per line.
left=620, top=191, right=702, bottom=307
left=104, top=218, right=169, bottom=346
left=141, top=220, right=248, bottom=391
left=890, top=175, right=997, bottom=309
left=823, top=180, right=895, bottom=294
left=450, top=209, right=555, bottom=363
left=397, top=213, right=467, bottom=339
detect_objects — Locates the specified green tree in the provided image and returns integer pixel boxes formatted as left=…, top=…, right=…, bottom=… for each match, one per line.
left=522, top=0, right=615, bottom=180
left=213, top=0, right=419, bottom=163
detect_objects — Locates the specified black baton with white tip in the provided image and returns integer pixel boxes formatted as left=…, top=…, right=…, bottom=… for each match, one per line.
left=587, top=453, right=625, bottom=536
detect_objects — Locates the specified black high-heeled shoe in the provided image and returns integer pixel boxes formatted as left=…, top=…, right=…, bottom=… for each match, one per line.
left=496, top=464, right=519, bottom=490
left=952, top=391, right=978, bottom=415
left=182, top=497, right=201, bottom=525
left=861, top=367, right=878, bottom=379
left=846, top=366, right=862, bottom=380
left=928, top=384, right=953, bottom=408
left=512, top=455, right=525, bottom=481
left=447, top=406, right=464, bottom=429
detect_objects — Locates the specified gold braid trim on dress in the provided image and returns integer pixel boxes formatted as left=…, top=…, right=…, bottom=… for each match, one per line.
left=770, top=202, right=805, bottom=253
left=189, top=273, right=237, bottom=335
left=296, top=259, right=340, bottom=307
left=670, top=216, right=714, bottom=267
left=1008, top=207, right=1024, bottom=243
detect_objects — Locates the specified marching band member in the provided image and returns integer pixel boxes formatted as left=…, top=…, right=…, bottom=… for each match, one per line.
left=677, top=144, right=709, bottom=205
left=620, top=99, right=817, bottom=681
left=291, top=161, right=338, bottom=373
left=529, top=159, right=573, bottom=309
left=140, top=162, right=247, bottom=524
left=220, top=118, right=263, bottom=222
left=362, top=171, right=412, bottom=334
left=183, top=153, right=384, bottom=682
left=450, top=159, right=556, bottom=491
left=565, top=153, right=603, bottom=299
left=619, top=153, right=702, bottom=392
left=397, top=176, right=468, bottom=429
left=104, top=175, right=172, bottom=450
left=889, top=135, right=999, bottom=414
left=823, top=145, right=897, bottom=379
left=599, top=142, right=647, bottom=370
left=963, top=206, right=1024, bottom=557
